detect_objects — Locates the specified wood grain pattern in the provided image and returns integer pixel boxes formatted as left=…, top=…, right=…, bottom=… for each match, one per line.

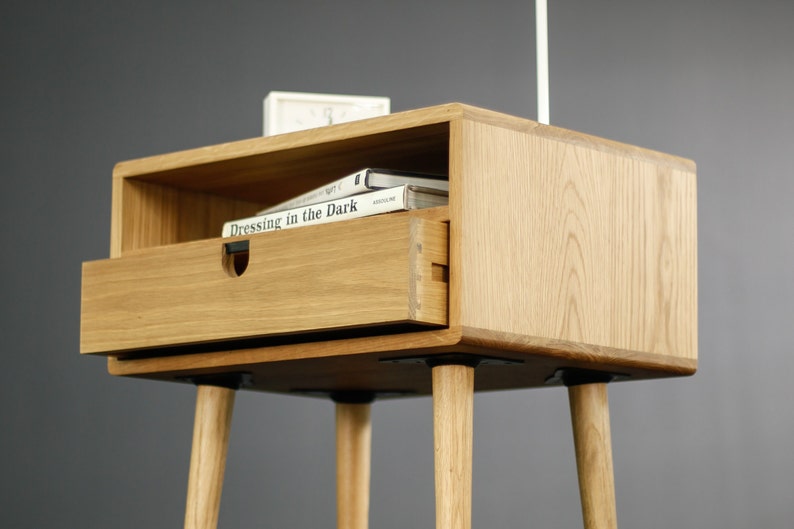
left=432, top=364, right=474, bottom=529
left=82, top=213, right=448, bottom=354
left=184, top=385, right=235, bottom=529
left=569, top=383, right=618, bottom=529
left=336, top=403, right=372, bottom=529
left=456, top=119, right=697, bottom=361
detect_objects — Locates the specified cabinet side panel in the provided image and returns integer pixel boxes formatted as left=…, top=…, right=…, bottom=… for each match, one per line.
left=457, top=121, right=697, bottom=362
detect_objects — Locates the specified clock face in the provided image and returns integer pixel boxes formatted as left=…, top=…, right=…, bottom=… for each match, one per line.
left=264, top=91, right=390, bottom=136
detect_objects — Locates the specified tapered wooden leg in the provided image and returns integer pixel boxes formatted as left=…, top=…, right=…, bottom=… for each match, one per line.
left=432, top=364, right=475, bottom=529
left=336, top=402, right=372, bottom=529
left=568, top=383, right=618, bottom=529
left=184, top=384, right=236, bottom=529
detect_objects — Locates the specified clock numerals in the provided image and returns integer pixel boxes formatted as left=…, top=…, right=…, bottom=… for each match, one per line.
left=298, top=107, right=344, bottom=127
left=323, top=106, right=345, bottom=125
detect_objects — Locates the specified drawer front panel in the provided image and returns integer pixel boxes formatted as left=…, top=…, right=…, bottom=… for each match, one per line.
left=81, top=214, right=448, bottom=355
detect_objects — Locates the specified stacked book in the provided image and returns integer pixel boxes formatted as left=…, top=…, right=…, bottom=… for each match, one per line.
left=221, top=168, right=448, bottom=237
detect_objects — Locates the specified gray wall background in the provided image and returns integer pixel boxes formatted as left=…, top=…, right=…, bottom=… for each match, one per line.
left=2, top=0, right=792, bottom=527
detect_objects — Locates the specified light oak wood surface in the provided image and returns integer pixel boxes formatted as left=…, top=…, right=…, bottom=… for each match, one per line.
left=336, top=403, right=372, bottom=529
left=433, top=364, right=474, bottom=529
left=569, top=383, right=618, bottom=529
left=456, top=119, right=697, bottom=361
left=184, top=385, right=235, bottom=529
left=82, top=214, right=448, bottom=354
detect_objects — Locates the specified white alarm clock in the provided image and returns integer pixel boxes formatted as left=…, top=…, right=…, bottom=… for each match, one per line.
left=263, top=91, right=390, bottom=136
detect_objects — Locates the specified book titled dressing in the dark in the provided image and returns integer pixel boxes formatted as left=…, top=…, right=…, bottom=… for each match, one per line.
left=222, top=184, right=448, bottom=237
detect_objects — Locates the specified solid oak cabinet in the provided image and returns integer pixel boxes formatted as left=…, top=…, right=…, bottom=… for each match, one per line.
left=80, top=103, right=697, bottom=529
left=81, top=103, right=696, bottom=391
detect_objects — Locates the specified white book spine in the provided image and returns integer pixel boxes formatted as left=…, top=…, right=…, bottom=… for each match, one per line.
left=222, top=186, right=409, bottom=238
left=259, top=170, right=371, bottom=214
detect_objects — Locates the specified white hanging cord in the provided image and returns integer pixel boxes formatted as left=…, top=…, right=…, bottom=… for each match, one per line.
left=536, top=0, right=550, bottom=125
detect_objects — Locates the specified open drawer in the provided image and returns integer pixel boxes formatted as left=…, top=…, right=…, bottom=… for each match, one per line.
left=81, top=212, right=449, bottom=356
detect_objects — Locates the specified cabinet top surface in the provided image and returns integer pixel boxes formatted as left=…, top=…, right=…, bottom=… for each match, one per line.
left=112, top=102, right=694, bottom=181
